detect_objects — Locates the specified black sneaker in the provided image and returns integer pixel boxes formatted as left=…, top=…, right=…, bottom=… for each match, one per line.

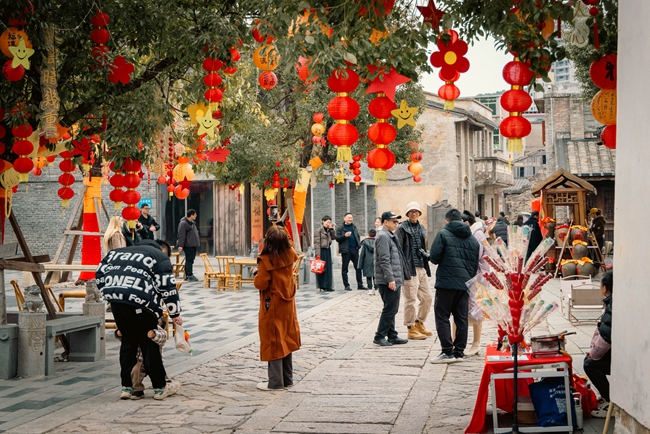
left=389, top=337, right=408, bottom=345
left=357, top=286, right=368, bottom=290
left=186, top=275, right=199, bottom=282
left=345, top=286, right=352, bottom=291
left=130, top=390, right=144, bottom=400
left=373, top=338, right=393, bottom=347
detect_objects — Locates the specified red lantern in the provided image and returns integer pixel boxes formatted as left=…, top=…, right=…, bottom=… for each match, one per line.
left=438, top=83, right=460, bottom=109
left=502, top=60, right=534, bottom=86
left=413, top=175, right=422, bottom=183
left=327, top=68, right=360, bottom=93
left=12, top=124, right=33, bottom=138
left=327, top=123, right=359, bottom=147
left=13, top=157, right=33, bottom=174
left=90, top=28, right=110, bottom=44
left=12, top=139, right=33, bottom=155
left=500, top=89, right=532, bottom=113
left=122, top=157, right=142, bottom=173
left=368, top=123, right=397, bottom=145
left=203, top=73, right=223, bottom=88
left=202, top=58, right=223, bottom=72
left=601, top=124, right=616, bottom=149
left=3, top=60, right=24, bottom=82
left=327, top=96, right=360, bottom=120
left=590, top=54, right=616, bottom=90
left=122, top=206, right=141, bottom=221
left=367, top=146, right=395, bottom=183
left=122, top=190, right=141, bottom=205
left=368, top=96, right=396, bottom=119
left=500, top=116, right=532, bottom=139
left=58, top=151, right=75, bottom=207
left=204, top=88, right=223, bottom=103
left=90, top=11, right=110, bottom=26
left=157, top=175, right=167, bottom=184
left=411, top=151, right=423, bottom=162
left=259, top=71, right=277, bottom=90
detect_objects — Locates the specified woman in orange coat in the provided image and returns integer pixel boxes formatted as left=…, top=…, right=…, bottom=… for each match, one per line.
left=254, top=226, right=301, bottom=391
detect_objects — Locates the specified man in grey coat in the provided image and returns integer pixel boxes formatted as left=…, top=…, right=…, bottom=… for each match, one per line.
left=373, top=211, right=411, bottom=347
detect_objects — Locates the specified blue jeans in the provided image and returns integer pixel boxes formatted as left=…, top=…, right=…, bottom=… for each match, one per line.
left=375, top=284, right=401, bottom=341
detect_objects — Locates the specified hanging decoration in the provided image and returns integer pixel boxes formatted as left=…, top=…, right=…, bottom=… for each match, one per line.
left=1, top=27, right=32, bottom=82
left=58, top=151, right=75, bottom=207
left=416, top=0, right=446, bottom=30
left=196, top=108, right=219, bottom=139
left=108, top=56, right=134, bottom=84
left=365, top=67, right=410, bottom=103
left=296, top=56, right=318, bottom=85
left=327, top=68, right=360, bottom=162
left=408, top=151, right=423, bottom=183
left=90, top=11, right=110, bottom=63
left=259, top=71, right=278, bottom=90
left=109, top=162, right=124, bottom=210
left=350, top=155, right=362, bottom=185
left=172, top=156, right=195, bottom=199
left=429, top=30, right=469, bottom=110
left=590, top=54, right=617, bottom=149
left=391, top=99, right=418, bottom=129
left=40, top=28, right=60, bottom=139
left=202, top=55, right=224, bottom=120
left=311, top=112, right=325, bottom=146
left=253, top=44, right=280, bottom=91
left=121, top=158, right=142, bottom=230
left=500, top=58, right=534, bottom=153
left=11, top=122, right=35, bottom=182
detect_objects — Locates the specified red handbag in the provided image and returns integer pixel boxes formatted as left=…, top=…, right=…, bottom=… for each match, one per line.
left=310, top=256, right=326, bottom=274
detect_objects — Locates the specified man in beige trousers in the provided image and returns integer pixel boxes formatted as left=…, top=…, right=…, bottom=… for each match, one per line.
left=394, top=202, right=433, bottom=340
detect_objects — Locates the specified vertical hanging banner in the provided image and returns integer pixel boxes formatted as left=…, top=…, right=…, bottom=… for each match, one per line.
left=251, top=186, right=264, bottom=244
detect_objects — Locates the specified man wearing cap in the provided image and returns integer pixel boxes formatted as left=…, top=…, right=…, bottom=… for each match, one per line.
left=373, top=211, right=411, bottom=347
left=394, top=202, right=433, bottom=341
left=588, top=208, right=606, bottom=250
left=429, top=208, right=479, bottom=363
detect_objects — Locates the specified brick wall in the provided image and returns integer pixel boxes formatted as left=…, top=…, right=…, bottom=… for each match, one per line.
left=4, top=167, right=157, bottom=260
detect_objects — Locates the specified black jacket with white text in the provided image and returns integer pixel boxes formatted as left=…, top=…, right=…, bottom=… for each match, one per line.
left=95, top=240, right=181, bottom=319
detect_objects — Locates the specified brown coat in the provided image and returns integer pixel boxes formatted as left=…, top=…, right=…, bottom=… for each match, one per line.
left=254, top=248, right=301, bottom=362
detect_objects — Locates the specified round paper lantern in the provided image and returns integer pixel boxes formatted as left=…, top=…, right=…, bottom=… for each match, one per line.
left=438, top=83, right=460, bottom=109
left=90, top=28, right=110, bottom=44
left=174, top=185, right=190, bottom=199
left=157, top=175, right=167, bottom=184
left=327, top=96, right=360, bottom=120
left=408, top=162, right=423, bottom=176
left=203, top=73, right=223, bottom=88
left=500, top=89, right=532, bottom=113
left=368, top=96, right=397, bottom=119
left=413, top=175, right=422, bottom=183
left=327, top=123, right=359, bottom=146
left=259, top=71, right=278, bottom=90
left=109, top=189, right=124, bottom=203
left=3, top=60, right=24, bottom=82
left=91, top=45, right=110, bottom=59
left=502, top=60, right=534, bottom=86
left=204, top=88, right=223, bottom=103
left=601, top=124, right=616, bottom=149
left=12, top=139, right=33, bottom=155
left=311, top=123, right=325, bottom=136
left=58, top=187, right=74, bottom=201
left=253, top=45, right=280, bottom=71
left=123, top=173, right=141, bottom=189
left=90, top=11, right=110, bottom=26
left=368, top=123, right=397, bottom=145
left=13, top=157, right=33, bottom=174
left=590, top=89, right=617, bottom=125
left=590, top=54, right=617, bottom=90
left=12, top=124, right=34, bottom=138
left=122, top=190, right=141, bottom=205
left=202, top=58, right=223, bottom=72
left=411, top=151, right=423, bottom=162
left=500, top=116, right=532, bottom=138
left=327, top=68, right=360, bottom=93
left=122, top=206, right=141, bottom=221
left=122, top=158, right=142, bottom=173
left=0, top=28, right=32, bottom=58
left=367, top=147, right=396, bottom=170
left=296, top=56, right=318, bottom=84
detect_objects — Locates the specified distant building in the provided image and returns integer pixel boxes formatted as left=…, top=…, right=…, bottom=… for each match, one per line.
left=377, top=93, right=513, bottom=222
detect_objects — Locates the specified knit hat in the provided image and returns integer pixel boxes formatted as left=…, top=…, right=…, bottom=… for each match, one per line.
left=405, top=201, right=422, bottom=215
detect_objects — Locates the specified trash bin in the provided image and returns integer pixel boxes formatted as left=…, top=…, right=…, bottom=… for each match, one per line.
left=0, top=324, right=19, bottom=379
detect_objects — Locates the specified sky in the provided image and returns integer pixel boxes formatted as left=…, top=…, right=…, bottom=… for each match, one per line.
left=420, top=36, right=512, bottom=98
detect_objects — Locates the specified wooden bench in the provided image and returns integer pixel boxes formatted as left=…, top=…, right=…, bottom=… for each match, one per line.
left=45, top=316, right=104, bottom=375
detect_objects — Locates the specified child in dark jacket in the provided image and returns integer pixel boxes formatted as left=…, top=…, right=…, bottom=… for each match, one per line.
left=358, top=229, right=376, bottom=295
left=584, top=270, right=613, bottom=418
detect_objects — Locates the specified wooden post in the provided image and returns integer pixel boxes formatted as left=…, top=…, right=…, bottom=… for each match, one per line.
left=60, top=210, right=85, bottom=282
left=554, top=219, right=573, bottom=278
left=7, top=212, right=70, bottom=354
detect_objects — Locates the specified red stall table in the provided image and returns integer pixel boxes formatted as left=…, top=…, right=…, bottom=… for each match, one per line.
left=465, top=343, right=573, bottom=434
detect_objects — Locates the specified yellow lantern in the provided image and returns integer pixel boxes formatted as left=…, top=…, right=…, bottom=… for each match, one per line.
left=590, top=89, right=617, bottom=125
left=311, top=123, right=325, bottom=136
left=253, top=45, right=280, bottom=71
left=408, top=162, right=423, bottom=176
left=172, top=156, right=195, bottom=182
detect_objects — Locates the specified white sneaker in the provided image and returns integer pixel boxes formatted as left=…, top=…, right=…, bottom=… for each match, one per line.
left=256, top=381, right=284, bottom=391
left=153, top=380, right=180, bottom=400
left=431, top=353, right=460, bottom=364
left=591, top=401, right=610, bottom=418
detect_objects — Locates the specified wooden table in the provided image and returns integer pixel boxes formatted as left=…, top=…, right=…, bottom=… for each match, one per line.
left=231, top=258, right=257, bottom=285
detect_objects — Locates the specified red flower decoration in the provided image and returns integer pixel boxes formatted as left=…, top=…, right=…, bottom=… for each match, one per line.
left=206, top=147, right=230, bottom=163
left=108, top=56, right=134, bottom=84
left=429, top=31, right=470, bottom=82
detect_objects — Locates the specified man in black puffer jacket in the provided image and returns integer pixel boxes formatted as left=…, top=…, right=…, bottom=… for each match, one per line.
left=96, top=239, right=182, bottom=400
left=429, top=208, right=479, bottom=363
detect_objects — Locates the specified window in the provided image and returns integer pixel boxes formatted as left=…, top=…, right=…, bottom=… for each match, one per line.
left=542, top=154, right=547, bottom=165
left=518, top=167, right=525, bottom=178
left=493, top=128, right=501, bottom=149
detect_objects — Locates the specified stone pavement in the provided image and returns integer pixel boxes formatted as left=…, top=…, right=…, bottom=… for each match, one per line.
left=1, top=264, right=614, bottom=433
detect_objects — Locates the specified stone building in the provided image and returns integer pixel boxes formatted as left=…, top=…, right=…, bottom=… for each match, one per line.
left=377, top=93, right=513, bottom=223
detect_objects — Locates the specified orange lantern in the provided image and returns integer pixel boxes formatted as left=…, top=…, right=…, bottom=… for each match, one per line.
left=590, top=89, right=617, bottom=125
left=0, top=28, right=32, bottom=58
left=253, top=45, right=280, bottom=71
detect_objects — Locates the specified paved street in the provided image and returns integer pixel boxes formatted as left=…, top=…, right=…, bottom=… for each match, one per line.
left=1, top=264, right=614, bottom=433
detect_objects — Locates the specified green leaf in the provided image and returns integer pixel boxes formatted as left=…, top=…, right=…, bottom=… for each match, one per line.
left=305, top=35, right=315, bottom=44
left=343, top=52, right=357, bottom=65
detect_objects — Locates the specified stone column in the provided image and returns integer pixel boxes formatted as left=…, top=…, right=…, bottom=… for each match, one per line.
left=17, top=312, right=46, bottom=378
left=83, top=301, right=106, bottom=359
left=0, top=324, right=19, bottom=379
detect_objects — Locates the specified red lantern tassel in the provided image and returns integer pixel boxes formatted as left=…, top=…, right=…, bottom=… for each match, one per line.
left=593, top=21, right=599, bottom=50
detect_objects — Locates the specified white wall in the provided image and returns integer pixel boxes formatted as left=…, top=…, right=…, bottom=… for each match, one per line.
left=612, top=0, right=650, bottom=428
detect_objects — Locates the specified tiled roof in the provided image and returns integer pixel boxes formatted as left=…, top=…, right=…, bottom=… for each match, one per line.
left=502, top=177, right=531, bottom=195
left=566, top=141, right=616, bottom=177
